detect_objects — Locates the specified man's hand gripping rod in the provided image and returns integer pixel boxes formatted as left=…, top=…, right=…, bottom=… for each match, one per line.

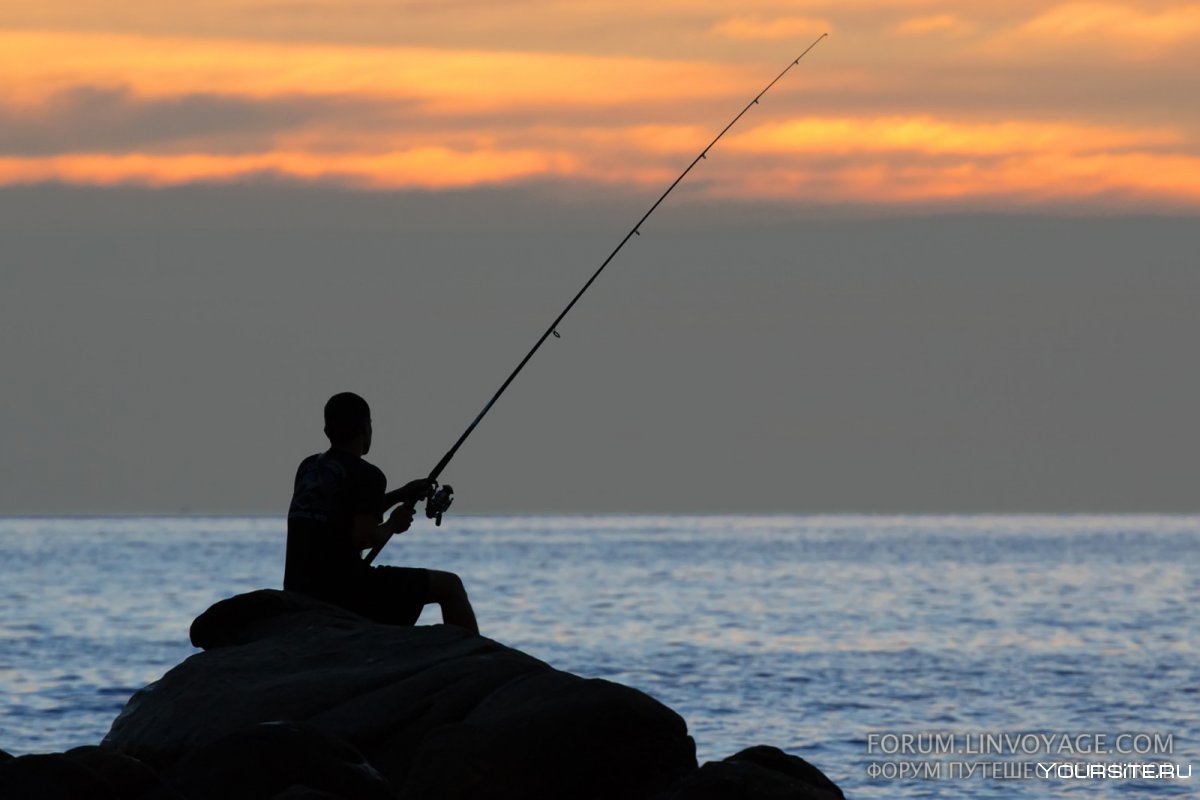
left=364, top=34, right=827, bottom=566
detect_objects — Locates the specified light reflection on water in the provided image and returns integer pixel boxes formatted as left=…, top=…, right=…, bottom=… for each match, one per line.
left=1, top=515, right=1197, bottom=798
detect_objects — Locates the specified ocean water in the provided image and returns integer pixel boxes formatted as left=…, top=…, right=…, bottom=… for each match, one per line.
left=1, top=515, right=1196, bottom=798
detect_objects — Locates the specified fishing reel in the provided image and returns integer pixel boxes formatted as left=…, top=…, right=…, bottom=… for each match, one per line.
left=425, top=483, right=454, bottom=526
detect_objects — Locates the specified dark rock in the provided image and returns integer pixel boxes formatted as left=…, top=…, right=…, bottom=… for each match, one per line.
left=0, top=753, right=113, bottom=800
left=104, top=590, right=698, bottom=799
left=402, top=669, right=697, bottom=799
left=188, top=590, right=365, bottom=650
left=0, top=747, right=182, bottom=800
left=65, top=745, right=184, bottom=799
left=665, top=746, right=844, bottom=800
left=0, top=748, right=13, bottom=763
left=270, top=789, right=351, bottom=800
left=162, top=721, right=393, bottom=800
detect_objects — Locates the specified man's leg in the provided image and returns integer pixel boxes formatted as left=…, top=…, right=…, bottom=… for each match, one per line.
left=359, top=566, right=428, bottom=626
left=426, top=570, right=479, bottom=634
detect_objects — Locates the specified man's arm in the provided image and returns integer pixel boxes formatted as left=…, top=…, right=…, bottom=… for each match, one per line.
left=352, top=504, right=415, bottom=551
left=381, top=478, right=435, bottom=512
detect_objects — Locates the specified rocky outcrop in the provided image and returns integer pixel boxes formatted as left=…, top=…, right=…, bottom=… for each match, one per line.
left=159, top=721, right=393, bottom=800
left=667, top=746, right=845, bottom=800
left=4, top=590, right=844, bottom=799
left=0, top=746, right=183, bottom=800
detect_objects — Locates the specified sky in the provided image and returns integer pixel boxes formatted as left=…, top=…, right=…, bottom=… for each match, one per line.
left=4, top=0, right=1200, bottom=205
left=2, top=1, right=1198, bottom=514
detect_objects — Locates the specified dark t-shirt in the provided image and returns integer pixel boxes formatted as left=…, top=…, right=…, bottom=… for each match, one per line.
left=284, top=449, right=386, bottom=600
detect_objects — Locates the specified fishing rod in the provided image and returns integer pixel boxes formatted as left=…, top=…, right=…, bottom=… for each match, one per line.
left=365, top=33, right=827, bottom=565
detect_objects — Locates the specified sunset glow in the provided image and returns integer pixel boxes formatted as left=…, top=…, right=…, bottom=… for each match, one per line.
left=2, top=1, right=1198, bottom=208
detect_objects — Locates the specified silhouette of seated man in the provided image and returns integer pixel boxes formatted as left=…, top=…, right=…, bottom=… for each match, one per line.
left=285, top=391, right=479, bottom=633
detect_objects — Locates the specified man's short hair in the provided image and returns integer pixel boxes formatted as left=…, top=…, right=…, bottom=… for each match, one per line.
left=324, top=392, right=371, bottom=439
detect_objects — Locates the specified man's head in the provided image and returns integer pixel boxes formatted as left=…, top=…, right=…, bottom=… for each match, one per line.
left=324, top=392, right=372, bottom=454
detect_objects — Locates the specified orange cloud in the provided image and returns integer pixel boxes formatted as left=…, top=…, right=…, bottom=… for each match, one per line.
left=4, top=113, right=1197, bottom=209
left=2, top=4, right=1199, bottom=211
left=711, top=15, right=830, bottom=40
left=1019, top=3, right=1200, bottom=45
left=984, top=2, right=1200, bottom=60
left=0, top=148, right=580, bottom=189
left=729, top=116, right=1181, bottom=156
left=894, top=14, right=976, bottom=36
left=0, top=30, right=753, bottom=111
left=691, top=114, right=1200, bottom=206
left=718, top=152, right=1200, bottom=207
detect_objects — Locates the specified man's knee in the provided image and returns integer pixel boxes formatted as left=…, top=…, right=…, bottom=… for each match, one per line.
left=427, top=570, right=468, bottom=603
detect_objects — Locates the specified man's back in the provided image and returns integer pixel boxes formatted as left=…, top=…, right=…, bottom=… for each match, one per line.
left=285, top=449, right=385, bottom=600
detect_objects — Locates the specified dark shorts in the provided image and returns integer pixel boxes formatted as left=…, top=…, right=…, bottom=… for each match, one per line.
left=343, top=566, right=431, bottom=626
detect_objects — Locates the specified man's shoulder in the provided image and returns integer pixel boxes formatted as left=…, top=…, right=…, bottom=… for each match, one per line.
left=295, top=451, right=343, bottom=477
left=322, top=451, right=385, bottom=484
left=351, top=456, right=387, bottom=485
left=296, top=452, right=323, bottom=469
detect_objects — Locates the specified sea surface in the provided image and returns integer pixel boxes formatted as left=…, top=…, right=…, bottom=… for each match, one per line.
left=1, top=515, right=1196, bottom=797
